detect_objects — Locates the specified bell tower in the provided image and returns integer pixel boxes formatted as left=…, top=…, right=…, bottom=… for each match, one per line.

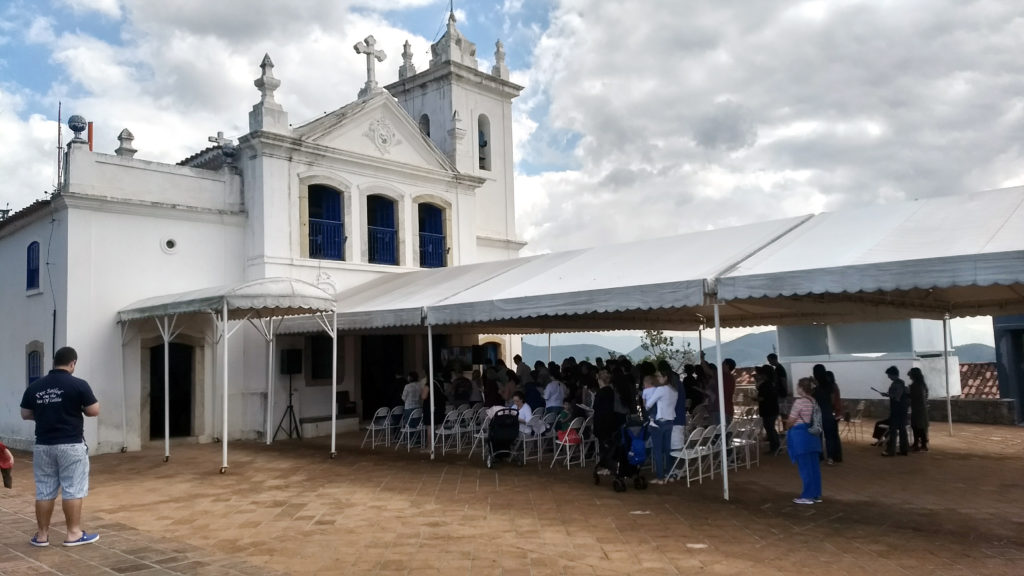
left=385, top=12, right=525, bottom=259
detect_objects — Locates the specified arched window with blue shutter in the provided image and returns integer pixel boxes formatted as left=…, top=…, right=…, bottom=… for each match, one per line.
left=308, top=185, right=344, bottom=260
left=27, top=350, right=42, bottom=385
left=26, top=241, right=40, bottom=290
left=418, top=203, right=446, bottom=268
left=367, top=195, right=397, bottom=265
left=477, top=114, right=491, bottom=171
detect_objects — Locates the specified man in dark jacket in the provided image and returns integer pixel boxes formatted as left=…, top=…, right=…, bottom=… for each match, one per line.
left=881, top=366, right=909, bottom=456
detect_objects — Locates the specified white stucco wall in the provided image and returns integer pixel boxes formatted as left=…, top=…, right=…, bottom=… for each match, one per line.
left=0, top=208, right=68, bottom=449
left=789, top=356, right=961, bottom=401
left=64, top=200, right=245, bottom=453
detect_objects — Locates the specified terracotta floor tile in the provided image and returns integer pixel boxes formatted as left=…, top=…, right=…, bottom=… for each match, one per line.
left=2, top=424, right=1024, bottom=576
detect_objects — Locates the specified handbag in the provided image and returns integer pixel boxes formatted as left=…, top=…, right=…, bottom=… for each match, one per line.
left=807, top=402, right=823, bottom=436
left=557, top=429, right=581, bottom=445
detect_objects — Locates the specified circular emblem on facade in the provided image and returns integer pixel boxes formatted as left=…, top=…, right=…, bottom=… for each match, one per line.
left=364, top=114, right=401, bottom=155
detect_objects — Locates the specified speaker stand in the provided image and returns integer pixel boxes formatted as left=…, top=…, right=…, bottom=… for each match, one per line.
left=274, top=374, right=302, bottom=441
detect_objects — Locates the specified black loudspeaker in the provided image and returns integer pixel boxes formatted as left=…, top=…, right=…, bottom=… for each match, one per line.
left=471, top=345, right=487, bottom=365
left=280, top=349, right=302, bottom=375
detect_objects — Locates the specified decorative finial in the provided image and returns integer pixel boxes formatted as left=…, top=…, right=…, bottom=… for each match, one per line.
left=115, top=128, right=137, bottom=158
left=255, top=53, right=281, bottom=105
left=398, top=40, right=417, bottom=79
left=249, top=53, right=289, bottom=133
left=491, top=40, right=509, bottom=80
left=68, top=115, right=87, bottom=143
left=354, top=35, right=387, bottom=99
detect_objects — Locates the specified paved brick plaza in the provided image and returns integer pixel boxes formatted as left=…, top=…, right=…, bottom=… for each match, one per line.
left=1, top=423, right=1022, bottom=575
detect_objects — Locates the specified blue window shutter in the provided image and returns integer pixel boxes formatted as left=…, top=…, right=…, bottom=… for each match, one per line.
left=307, top=186, right=344, bottom=261
left=27, top=350, right=42, bottom=384
left=26, top=241, right=40, bottom=290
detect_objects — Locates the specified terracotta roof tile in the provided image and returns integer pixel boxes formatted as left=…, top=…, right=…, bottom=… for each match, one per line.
left=960, top=362, right=1000, bottom=399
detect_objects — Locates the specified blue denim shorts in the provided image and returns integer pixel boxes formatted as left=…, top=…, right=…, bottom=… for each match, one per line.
left=33, top=443, right=90, bottom=500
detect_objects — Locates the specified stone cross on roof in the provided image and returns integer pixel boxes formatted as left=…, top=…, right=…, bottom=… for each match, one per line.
left=208, top=131, right=237, bottom=163
left=208, top=131, right=233, bottom=147
left=354, top=35, right=386, bottom=99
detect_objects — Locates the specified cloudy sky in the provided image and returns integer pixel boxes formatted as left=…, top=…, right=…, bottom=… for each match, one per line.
left=2, top=0, right=1018, bottom=345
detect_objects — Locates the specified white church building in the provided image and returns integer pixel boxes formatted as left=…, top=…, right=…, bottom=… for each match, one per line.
left=0, top=16, right=525, bottom=455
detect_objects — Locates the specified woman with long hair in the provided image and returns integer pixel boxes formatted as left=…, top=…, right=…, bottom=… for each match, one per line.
left=811, top=364, right=842, bottom=464
left=786, top=377, right=823, bottom=504
left=643, top=373, right=678, bottom=484
left=908, top=367, right=929, bottom=451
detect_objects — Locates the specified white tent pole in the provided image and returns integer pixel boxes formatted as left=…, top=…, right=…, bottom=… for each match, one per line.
left=547, top=333, right=551, bottom=363
left=119, top=322, right=130, bottom=453
left=163, top=317, right=171, bottom=463
left=428, top=324, right=436, bottom=461
left=221, top=300, right=229, bottom=473
left=698, top=326, right=703, bottom=356
left=713, top=303, right=729, bottom=501
left=330, top=310, right=338, bottom=459
left=266, top=319, right=275, bottom=446
left=944, top=313, right=953, bottom=437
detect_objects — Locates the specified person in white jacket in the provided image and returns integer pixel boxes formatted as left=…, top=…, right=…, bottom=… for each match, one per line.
left=542, top=373, right=564, bottom=414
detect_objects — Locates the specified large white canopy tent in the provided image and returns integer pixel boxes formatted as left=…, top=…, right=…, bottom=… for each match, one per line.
left=276, top=186, right=1024, bottom=500
left=118, top=277, right=337, bottom=472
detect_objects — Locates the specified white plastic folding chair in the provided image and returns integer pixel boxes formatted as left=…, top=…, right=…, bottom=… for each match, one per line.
left=667, top=426, right=705, bottom=486
left=455, top=408, right=476, bottom=452
left=730, top=422, right=756, bottom=469
left=549, top=417, right=585, bottom=469
left=361, top=407, right=391, bottom=449
left=540, top=411, right=559, bottom=455
left=386, top=406, right=404, bottom=443
left=580, top=415, right=598, bottom=467
left=698, top=425, right=719, bottom=481
left=521, top=414, right=546, bottom=467
left=468, top=415, right=491, bottom=461
left=841, top=400, right=866, bottom=441
left=434, top=410, right=462, bottom=455
left=394, top=408, right=424, bottom=452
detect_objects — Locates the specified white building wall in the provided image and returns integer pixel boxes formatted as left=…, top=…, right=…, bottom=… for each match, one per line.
left=64, top=202, right=244, bottom=452
left=789, top=356, right=961, bottom=401
left=0, top=209, right=68, bottom=450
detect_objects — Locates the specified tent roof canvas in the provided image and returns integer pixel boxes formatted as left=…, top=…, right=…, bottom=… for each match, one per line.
left=118, top=277, right=336, bottom=323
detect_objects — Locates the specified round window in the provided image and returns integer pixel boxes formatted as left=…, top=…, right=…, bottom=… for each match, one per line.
left=161, top=238, right=178, bottom=254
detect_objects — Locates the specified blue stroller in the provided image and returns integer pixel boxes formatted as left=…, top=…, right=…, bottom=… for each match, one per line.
left=594, top=416, right=649, bottom=492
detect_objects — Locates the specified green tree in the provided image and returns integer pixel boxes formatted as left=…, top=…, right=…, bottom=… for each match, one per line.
left=639, top=330, right=697, bottom=372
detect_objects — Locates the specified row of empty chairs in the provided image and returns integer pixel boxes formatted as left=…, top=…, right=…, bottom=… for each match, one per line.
left=667, top=417, right=762, bottom=487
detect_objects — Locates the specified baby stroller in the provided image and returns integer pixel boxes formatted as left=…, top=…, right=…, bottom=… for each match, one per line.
left=594, top=416, right=649, bottom=492
left=485, top=408, right=523, bottom=468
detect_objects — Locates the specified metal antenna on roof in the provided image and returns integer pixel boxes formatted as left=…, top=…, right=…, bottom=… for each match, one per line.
left=54, top=102, right=64, bottom=194
left=431, top=0, right=455, bottom=42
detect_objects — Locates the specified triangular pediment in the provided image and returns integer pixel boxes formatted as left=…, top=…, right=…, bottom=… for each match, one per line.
left=292, top=93, right=455, bottom=173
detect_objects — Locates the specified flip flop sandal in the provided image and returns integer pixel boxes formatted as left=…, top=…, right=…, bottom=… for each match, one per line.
left=30, top=535, right=49, bottom=547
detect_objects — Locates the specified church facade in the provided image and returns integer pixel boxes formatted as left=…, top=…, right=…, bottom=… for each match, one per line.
left=0, top=18, right=524, bottom=454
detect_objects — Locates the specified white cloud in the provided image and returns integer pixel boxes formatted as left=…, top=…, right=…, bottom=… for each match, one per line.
left=0, top=87, right=61, bottom=205
left=26, top=16, right=56, bottom=44
left=0, top=0, right=1015, bottom=345
left=58, top=0, right=123, bottom=19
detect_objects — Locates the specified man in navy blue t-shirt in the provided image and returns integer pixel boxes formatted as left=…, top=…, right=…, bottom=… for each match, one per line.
left=20, top=346, right=100, bottom=548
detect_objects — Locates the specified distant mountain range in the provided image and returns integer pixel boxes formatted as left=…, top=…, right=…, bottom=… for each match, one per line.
left=522, top=331, right=996, bottom=367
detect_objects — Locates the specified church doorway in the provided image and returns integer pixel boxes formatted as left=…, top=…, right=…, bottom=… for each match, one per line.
left=149, top=343, right=194, bottom=439
left=360, top=335, right=404, bottom=420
